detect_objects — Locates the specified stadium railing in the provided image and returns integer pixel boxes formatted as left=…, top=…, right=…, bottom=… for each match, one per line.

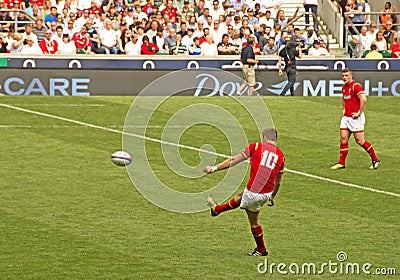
left=0, top=9, right=36, bottom=32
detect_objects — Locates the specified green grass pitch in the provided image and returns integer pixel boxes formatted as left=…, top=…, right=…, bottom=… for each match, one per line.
left=0, top=96, right=398, bottom=279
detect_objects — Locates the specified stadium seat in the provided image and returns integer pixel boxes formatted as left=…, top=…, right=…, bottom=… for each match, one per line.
left=380, top=50, right=392, bottom=58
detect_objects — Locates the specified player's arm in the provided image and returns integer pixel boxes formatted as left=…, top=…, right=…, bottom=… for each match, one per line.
left=352, top=91, right=367, bottom=118
left=203, top=153, right=247, bottom=174
left=278, top=55, right=283, bottom=76
left=268, top=172, right=283, bottom=207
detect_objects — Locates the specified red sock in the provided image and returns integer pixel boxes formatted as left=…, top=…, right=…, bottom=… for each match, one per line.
left=338, top=142, right=348, bottom=165
left=214, top=198, right=239, bottom=214
left=251, top=226, right=266, bottom=252
left=361, top=141, right=379, bottom=162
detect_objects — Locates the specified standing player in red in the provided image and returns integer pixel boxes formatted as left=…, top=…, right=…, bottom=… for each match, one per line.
left=203, top=128, right=285, bottom=256
left=331, top=68, right=380, bottom=170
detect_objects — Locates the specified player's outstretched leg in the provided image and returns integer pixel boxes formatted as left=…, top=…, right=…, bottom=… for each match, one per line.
left=360, top=140, right=380, bottom=169
left=207, top=192, right=242, bottom=217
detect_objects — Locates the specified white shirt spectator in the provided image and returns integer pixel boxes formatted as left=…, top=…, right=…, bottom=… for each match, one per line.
left=182, top=34, right=195, bottom=48
left=125, top=40, right=141, bottom=55
left=21, top=43, right=43, bottom=54
left=201, top=40, right=218, bottom=55
left=100, top=28, right=117, bottom=48
left=58, top=41, right=77, bottom=54
left=22, top=32, right=38, bottom=45
left=308, top=44, right=330, bottom=56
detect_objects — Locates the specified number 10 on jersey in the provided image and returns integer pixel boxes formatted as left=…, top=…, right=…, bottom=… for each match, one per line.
left=260, top=150, right=278, bottom=169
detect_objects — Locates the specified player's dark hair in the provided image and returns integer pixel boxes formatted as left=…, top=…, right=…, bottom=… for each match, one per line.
left=342, top=67, right=352, bottom=74
left=262, top=128, right=278, bottom=142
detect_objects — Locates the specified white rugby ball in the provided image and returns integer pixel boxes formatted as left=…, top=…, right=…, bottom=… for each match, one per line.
left=111, top=151, right=132, bottom=166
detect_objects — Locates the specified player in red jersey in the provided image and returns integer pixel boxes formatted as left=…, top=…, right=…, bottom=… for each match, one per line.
left=203, top=128, right=285, bottom=256
left=331, top=68, right=380, bottom=170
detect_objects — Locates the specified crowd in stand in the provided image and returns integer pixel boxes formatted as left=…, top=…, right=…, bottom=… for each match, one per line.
left=0, top=0, right=398, bottom=57
left=340, top=0, right=399, bottom=58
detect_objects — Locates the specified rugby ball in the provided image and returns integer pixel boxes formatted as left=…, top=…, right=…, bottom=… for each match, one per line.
left=111, top=151, right=132, bottom=166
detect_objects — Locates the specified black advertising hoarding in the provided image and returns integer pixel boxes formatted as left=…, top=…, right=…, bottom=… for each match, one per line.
left=0, top=69, right=399, bottom=97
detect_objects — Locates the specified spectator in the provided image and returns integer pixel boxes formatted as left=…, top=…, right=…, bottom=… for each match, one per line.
left=43, top=0, right=52, bottom=17
left=125, top=33, right=141, bottom=55
left=304, top=0, right=318, bottom=30
left=230, top=0, right=246, bottom=15
left=164, top=27, right=176, bottom=52
left=71, top=25, right=92, bottom=54
left=22, top=23, right=39, bottom=45
left=32, top=19, right=47, bottom=43
left=210, top=0, right=223, bottom=21
left=293, top=27, right=308, bottom=53
left=247, top=8, right=258, bottom=26
left=365, top=43, right=383, bottom=59
left=188, top=36, right=202, bottom=54
left=194, top=0, right=205, bottom=21
left=58, top=33, right=76, bottom=54
left=152, top=26, right=165, bottom=50
left=261, top=0, right=281, bottom=19
left=308, top=39, right=330, bottom=56
left=210, top=19, right=223, bottom=43
left=263, top=36, right=278, bottom=55
left=366, top=22, right=378, bottom=43
left=8, top=30, right=24, bottom=53
left=64, top=19, right=75, bottom=37
left=52, top=25, right=64, bottom=45
left=258, top=9, right=275, bottom=29
left=55, top=14, right=65, bottom=29
left=100, top=19, right=118, bottom=54
left=45, top=6, right=58, bottom=28
left=162, top=0, right=177, bottom=24
left=383, top=21, right=395, bottom=48
left=351, top=0, right=366, bottom=33
left=242, top=29, right=260, bottom=54
left=352, top=25, right=372, bottom=57
left=146, top=20, right=160, bottom=41
left=187, top=15, right=198, bottom=30
left=0, top=8, right=12, bottom=32
left=141, top=34, right=159, bottom=54
left=364, top=0, right=371, bottom=26
left=179, top=0, right=196, bottom=22
left=391, top=32, right=400, bottom=57
left=379, top=2, right=396, bottom=27
left=0, top=34, right=8, bottom=53
left=229, top=28, right=242, bottom=52
left=15, top=11, right=29, bottom=32
left=257, top=24, right=270, bottom=50
left=21, top=36, right=43, bottom=54
left=373, top=31, right=387, bottom=51
left=87, top=21, right=105, bottom=54
left=303, top=26, right=317, bottom=45
left=217, top=33, right=237, bottom=55
left=170, top=33, right=187, bottom=54
left=39, top=29, right=58, bottom=54
left=201, top=34, right=217, bottom=55
left=276, top=7, right=299, bottom=29
left=177, top=22, right=188, bottom=37
left=182, top=27, right=195, bottom=48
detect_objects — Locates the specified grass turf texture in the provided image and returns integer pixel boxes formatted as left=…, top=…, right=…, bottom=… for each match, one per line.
left=0, top=96, right=398, bottom=279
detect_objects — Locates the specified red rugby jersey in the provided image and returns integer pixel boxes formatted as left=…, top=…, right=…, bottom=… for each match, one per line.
left=241, top=142, right=285, bottom=194
left=342, top=80, right=364, bottom=117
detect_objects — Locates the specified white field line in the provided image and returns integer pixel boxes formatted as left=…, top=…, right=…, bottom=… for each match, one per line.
left=1, top=103, right=399, bottom=198
left=8, top=104, right=105, bottom=107
left=0, top=125, right=186, bottom=129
